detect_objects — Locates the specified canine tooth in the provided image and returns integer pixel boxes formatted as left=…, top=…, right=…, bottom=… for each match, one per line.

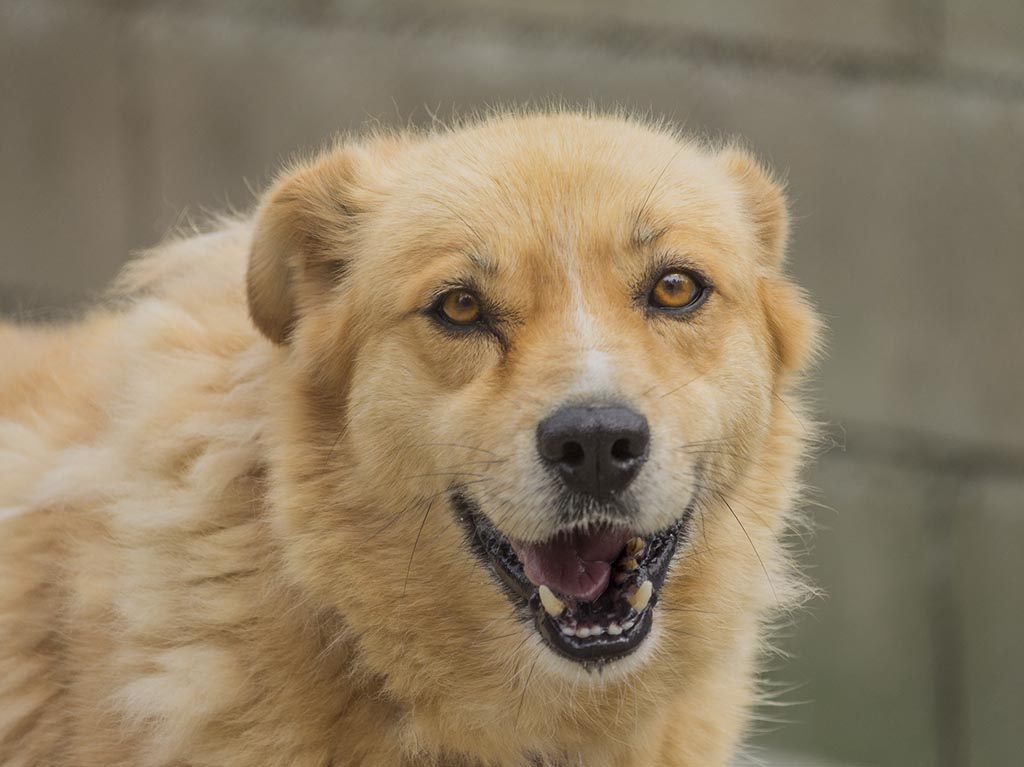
left=629, top=580, right=653, bottom=612
left=561, top=625, right=576, bottom=636
left=576, top=626, right=591, bottom=639
left=626, top=537, right=644, bottom=557
left=607, top=622, right=622, bottom=636
left=539, top=585, right=566, bottom=617
left=620, top=558, right=639, bottom=571
left=622, top=620, right=636, bottom=631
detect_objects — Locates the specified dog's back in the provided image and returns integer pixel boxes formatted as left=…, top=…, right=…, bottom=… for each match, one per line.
left=0, top=320, right=108, bottom=763
left=0, top=228, right=272, bottom=764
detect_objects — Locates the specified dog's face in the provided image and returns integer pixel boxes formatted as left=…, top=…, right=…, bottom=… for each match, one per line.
left=249, top=114, right=817, bottom=754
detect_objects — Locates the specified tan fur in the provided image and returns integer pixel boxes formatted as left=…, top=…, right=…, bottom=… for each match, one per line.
left=0, top=111, right=819, bottom=766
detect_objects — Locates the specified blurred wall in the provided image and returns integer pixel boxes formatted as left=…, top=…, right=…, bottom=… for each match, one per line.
left=2, top=2, right=1023, bottom=766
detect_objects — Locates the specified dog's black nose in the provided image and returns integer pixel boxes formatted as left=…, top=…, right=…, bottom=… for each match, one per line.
left=536, top=405, right=649, bottom=500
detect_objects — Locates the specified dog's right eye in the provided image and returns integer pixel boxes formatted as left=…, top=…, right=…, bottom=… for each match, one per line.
left=437, top=289, right=483, bottom=326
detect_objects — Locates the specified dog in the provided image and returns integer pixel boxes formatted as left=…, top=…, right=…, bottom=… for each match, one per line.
left=0, top=110, right=820, bottom=766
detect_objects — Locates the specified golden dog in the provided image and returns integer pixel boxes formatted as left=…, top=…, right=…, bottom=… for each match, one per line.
left=0, top=111, right=819, bottom=766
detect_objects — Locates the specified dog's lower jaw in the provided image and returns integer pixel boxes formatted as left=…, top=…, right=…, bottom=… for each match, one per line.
left=390, top=685, right=749, bottom=767
left=379, top=626, right=756, bottom=767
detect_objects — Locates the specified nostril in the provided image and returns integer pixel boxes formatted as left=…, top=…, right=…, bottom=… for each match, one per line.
left=610, top=437, right=637, bottom=462
left=561, top=441, right=585, bottom=466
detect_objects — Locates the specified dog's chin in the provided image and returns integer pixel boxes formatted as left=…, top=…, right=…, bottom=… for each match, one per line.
left=452, top=489, right=694, bottom=673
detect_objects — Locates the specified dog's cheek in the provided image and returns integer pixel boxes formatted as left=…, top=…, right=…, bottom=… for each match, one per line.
left=340, top=333, right=497, bottom=498
left=421, top=336, right=501, bottom=391
left=655, top=315, right=775, bottom=491
left=440, top=356, right=490, bottom=395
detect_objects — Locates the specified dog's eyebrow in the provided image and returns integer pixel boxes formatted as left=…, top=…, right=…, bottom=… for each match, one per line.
left=467, top=251, right=499, bottom=276
left=632, top=222, right=669, bottom=249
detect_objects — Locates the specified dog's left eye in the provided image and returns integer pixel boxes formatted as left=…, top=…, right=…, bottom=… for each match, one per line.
left=438, top=289, right=483, bottom=325
left=649, top=269, right=707, bottom=311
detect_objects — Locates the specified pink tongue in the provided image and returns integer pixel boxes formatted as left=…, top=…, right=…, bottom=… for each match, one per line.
left=511, top=526, right=633, bottom=602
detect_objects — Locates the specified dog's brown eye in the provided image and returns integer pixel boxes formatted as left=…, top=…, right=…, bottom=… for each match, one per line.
left=650, top=270, right=702, bottom=309
left=439, top=290, right=483, bottom=325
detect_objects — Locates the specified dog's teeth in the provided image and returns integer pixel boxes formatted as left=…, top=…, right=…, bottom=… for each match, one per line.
left=629, top=580, right=653, bottom=612
left=607, top=622, right=622, bottom=636
left=561, top=625, right=576, bottom=636
left=590, top=625, right=605, bottom=636
left=539, top=585, right=566, bottom=617
left=622, top=619, right=636, bottom=631
left=576, top=626, right=591, bottom=639
left=626, top=537, right=644, bottom=557
left=621, top=558, right=639, bottom=571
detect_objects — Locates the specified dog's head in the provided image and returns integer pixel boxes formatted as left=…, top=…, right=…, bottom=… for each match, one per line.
left=249, top=113, right=819, bottom=756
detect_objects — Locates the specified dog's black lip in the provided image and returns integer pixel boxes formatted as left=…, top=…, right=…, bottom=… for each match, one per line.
left=452, top=488, right=693, bottom=668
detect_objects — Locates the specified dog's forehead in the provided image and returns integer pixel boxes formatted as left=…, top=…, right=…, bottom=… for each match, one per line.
left=413, top=120, right=733, bottom=227
left=373, top=122, right=749, bottom=284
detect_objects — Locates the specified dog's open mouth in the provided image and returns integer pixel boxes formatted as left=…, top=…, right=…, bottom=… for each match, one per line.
left=453, top=490, right=690, bottom=667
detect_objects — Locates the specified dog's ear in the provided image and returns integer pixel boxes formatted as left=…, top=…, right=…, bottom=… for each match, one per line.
left=721, top=147, right=822, bottom=375
left=760, top=277, right=822, bottom=377
left=720, top=147, right=790, bottom=265
left=247, top=147, right=366, bottom=345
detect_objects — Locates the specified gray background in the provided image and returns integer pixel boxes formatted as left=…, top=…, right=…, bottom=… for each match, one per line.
left=2, top=2, right=1022, bottom=765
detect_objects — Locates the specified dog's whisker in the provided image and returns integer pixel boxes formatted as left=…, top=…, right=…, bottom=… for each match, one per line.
left=655, top=372, right=705, bottom=401
left=472, top=630, right=525, bottom=645
left=365, top=508, right=408, bottom=542
left=714, top=491, right=778, bottom=604
left=319, top=426, right=348, bottom=472
left=401, top=499, right=435, bottom=598
left=407, top=458, right=509, bottom=477
left=400, top=470, right=492, bottom=481
left=417, top=478, right=496, bottom=506
left=407, top=441, right=505, bottom=457
left=513, top=648, right=542, bottom=732
left=632, top=143, right=687, bottom=238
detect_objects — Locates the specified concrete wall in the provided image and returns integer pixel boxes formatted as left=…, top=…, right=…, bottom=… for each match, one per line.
left=2, top=2, right=1022, bottom=765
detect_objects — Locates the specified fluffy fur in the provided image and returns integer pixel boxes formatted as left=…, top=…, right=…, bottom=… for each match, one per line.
left=0, top=111, right=820, bottom=766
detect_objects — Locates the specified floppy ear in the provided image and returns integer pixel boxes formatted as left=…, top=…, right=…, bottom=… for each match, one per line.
left=720, top=147, right=790, bottom=265
left=247, top=148, right=364, bottom=344
left=722, top=147, right=822, bottom=375
left=760, top=277, right=822, bottom=377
